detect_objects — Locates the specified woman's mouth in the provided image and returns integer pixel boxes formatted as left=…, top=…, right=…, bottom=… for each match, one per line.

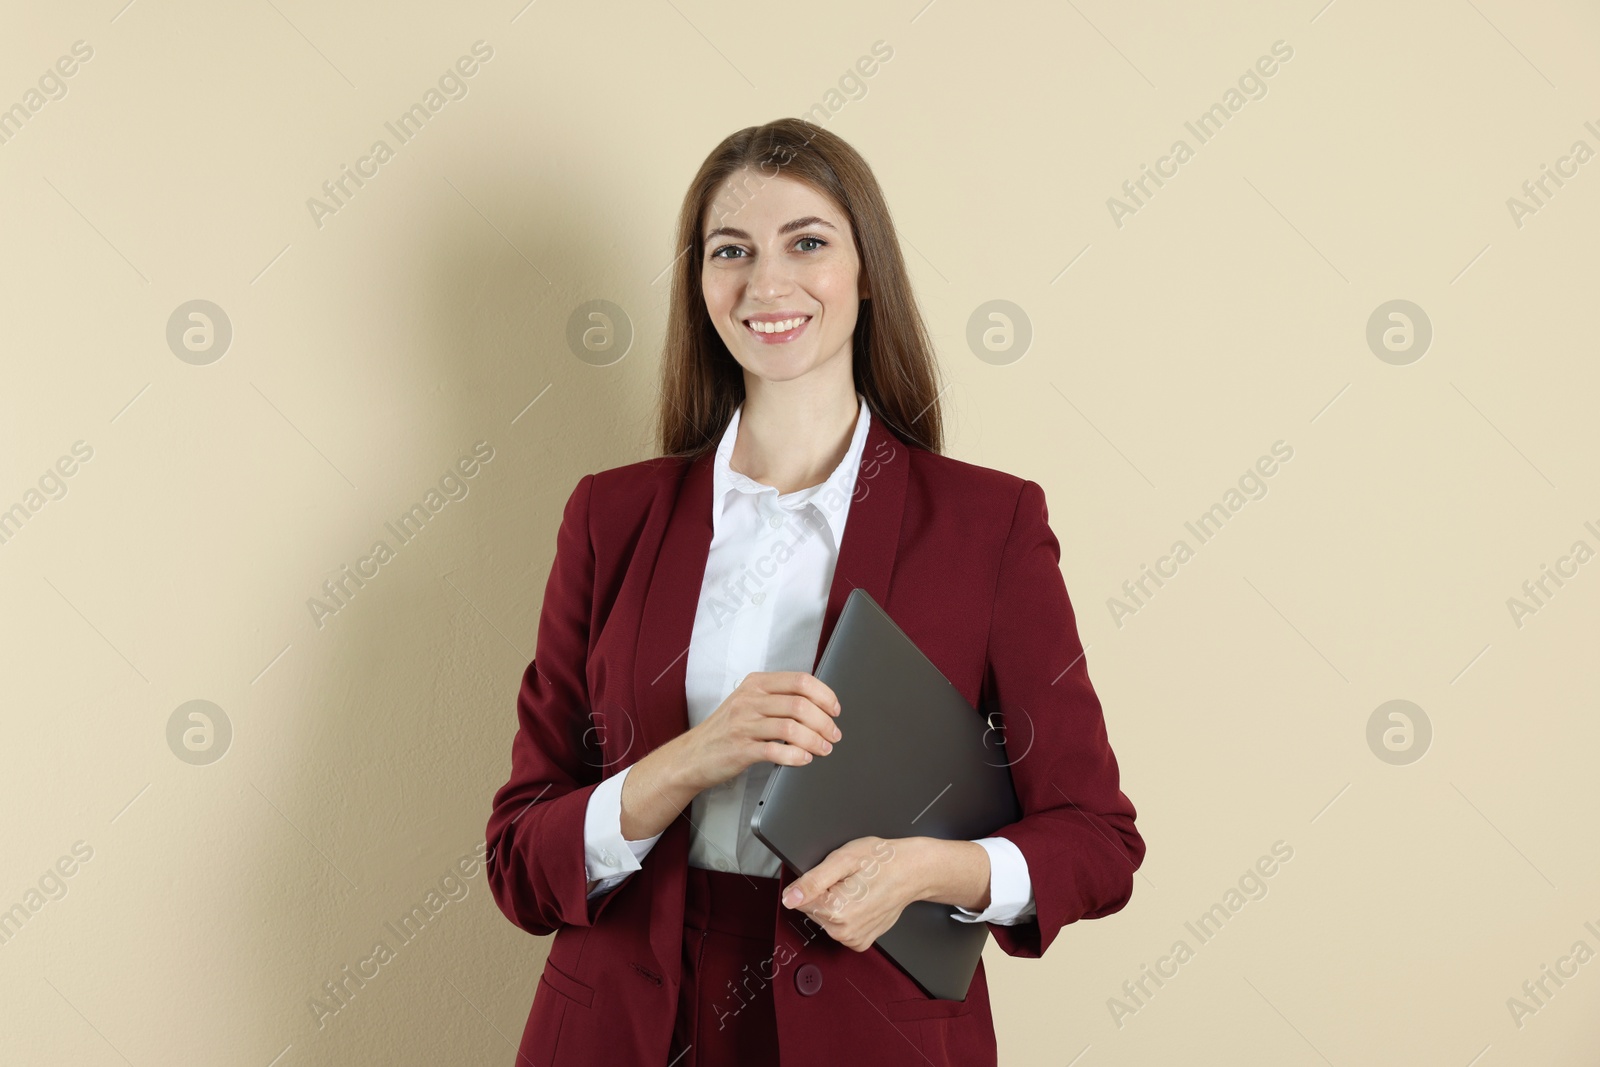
left=742, top=315, right=812, bottom=344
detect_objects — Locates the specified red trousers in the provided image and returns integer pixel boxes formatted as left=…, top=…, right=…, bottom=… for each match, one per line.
left=669, top=866, right=782, bottom=1066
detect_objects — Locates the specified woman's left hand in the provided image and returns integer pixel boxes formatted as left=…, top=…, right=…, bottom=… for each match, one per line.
left=781, top=836, right=915, bottom=951
left=781, top=835, right=961, bottom=952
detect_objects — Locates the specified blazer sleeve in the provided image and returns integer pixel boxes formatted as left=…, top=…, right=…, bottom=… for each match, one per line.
left=979, top=478, right=1145, bottom=958
left=484, top=473, right=633, bottom=936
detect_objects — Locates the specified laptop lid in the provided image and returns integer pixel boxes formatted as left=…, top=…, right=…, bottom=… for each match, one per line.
left=750, top=587, right=1022, bottom=1000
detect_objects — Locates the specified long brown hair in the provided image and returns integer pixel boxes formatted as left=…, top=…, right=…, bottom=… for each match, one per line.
left=655, top=118, right=945, bottom=459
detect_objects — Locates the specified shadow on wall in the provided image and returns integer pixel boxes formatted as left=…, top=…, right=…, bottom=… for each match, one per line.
left=254, top=164, right=657, bottom=1064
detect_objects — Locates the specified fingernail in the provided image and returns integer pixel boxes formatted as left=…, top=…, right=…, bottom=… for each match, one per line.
left=822, top=741, right=832, bottom=754
left=832, top=728, right=842, bottom=742
left=783, top=888, right=803, bottom=907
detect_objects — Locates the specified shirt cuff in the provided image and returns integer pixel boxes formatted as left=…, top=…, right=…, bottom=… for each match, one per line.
left=949, top=836, right=1037, bottom=926
left=583, top=764, right=664, bottom=899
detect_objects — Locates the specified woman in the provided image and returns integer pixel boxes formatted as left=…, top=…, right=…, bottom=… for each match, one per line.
left=484, top=118, right=1144, bottom=1066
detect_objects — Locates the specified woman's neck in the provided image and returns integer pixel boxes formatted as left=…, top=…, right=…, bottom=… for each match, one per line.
left=731, top=384, right=860, bottom=496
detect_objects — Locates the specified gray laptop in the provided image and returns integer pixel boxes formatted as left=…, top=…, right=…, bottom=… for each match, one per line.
left=750, top=587, right=1022, bottom=1001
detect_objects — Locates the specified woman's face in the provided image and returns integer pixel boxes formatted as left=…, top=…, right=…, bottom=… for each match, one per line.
left=700, top=170, right=869, bottom=388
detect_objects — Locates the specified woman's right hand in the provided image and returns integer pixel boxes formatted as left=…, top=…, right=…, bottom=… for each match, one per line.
left=678, top=670, right=843, bottom=792
left=616, top=671, right=843, bottom=842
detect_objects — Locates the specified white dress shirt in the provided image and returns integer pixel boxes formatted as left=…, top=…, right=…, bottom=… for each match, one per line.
left=581, top=392, right=1036, bottom=925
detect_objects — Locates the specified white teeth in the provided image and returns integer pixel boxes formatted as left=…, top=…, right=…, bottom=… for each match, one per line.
left=746, top=316, right=808, bottom=334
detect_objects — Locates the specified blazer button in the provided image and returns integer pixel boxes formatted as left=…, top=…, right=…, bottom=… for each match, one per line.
left=795, top=962, right=822, bottom=996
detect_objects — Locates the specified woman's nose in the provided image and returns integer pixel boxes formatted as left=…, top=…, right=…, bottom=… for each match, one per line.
left=747, top=249, right=793, bottom=297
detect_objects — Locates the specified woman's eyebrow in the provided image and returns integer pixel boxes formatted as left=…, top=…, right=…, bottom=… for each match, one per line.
left=704, top=216, right=839, bottom=242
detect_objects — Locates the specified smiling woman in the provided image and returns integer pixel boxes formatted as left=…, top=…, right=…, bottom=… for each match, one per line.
left=698, top=191, right=871, bottom=431
left=484, top=118, right=1144, bottom=1067
left=659, top=122, right=943, bottom=463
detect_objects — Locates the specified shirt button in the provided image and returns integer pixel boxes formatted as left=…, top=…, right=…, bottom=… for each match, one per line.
left=752, top=591, right=766, bottom=605
left=714, top=858, right=732, bottom=872
left=600, top=850, right=617, bottom=866
left=769, top=514, right=784, bottom=528
left=795, top=963, right=823, bottom=996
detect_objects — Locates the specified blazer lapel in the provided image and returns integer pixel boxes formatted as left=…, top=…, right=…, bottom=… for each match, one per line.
left=811, top=414, right=910, bottom=672
left=631, top=445, right=715, bottom=765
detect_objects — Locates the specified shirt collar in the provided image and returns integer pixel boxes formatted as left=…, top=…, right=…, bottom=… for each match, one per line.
left=711, top=392, right=872, bottom=548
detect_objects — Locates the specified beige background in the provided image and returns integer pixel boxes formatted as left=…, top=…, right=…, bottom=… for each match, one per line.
left=2, top=0, right=1597, bottom=1063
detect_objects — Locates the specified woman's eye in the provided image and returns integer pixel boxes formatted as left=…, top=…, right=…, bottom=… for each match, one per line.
left=709, top=237, right=824, bottom=260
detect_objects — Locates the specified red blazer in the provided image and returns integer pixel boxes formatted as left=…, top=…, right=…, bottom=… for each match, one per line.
left=485, top=412, right=1144, bottom=1066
